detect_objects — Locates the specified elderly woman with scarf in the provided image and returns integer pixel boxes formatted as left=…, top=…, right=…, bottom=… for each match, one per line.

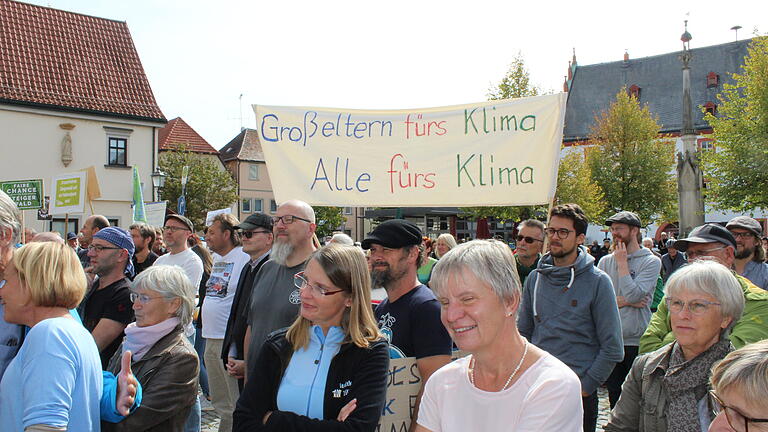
left=605, top=260, right=745, bottom=432
left=102, top=265, right=199, bottom=432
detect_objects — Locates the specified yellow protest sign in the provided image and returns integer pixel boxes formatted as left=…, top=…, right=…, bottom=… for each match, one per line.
left=254, top=94, right=566, bottom=207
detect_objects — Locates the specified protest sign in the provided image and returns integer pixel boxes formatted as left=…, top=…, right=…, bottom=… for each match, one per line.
left=254, top=94, right=566, bottom=207
left=50, top=172, right=86, bottom=215
left=145, top=201, right=167, bottom=227
left=1, top=179, right=43, bottom=210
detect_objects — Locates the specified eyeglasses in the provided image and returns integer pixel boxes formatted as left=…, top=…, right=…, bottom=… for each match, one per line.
left=732, top=232, right=757, bottom=240
left=686, top=245, right=727, bottom=259
left=87, top=244, right=122, bottom=253
left=665, top=297, right=721, bottom=315
left=162, top=226, right=190, bottom=233
left=710, top=390, right=768, bottom=432
left=129, top=292, right=164, bottom=304
left=241, top=230, right=271, bottom=239
left=272, top=215, right=311, bottom=225
left=516, top=235, right=544, bottom=244
left=544, top=228, right=574, bottom=239
left=293, top=272, right=344, bottom=296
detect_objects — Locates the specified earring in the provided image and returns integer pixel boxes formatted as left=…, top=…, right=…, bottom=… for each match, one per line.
left=506, top=311, right=514, bottom=317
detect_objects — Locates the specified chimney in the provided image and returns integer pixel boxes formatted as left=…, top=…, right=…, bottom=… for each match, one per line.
left=624, top=50, right=629, bottom=62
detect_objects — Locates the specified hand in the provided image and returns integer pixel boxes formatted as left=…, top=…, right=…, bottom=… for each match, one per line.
left=226, top=357, right=245, bottom=379
left=337, top=398, right=357, bottom=421
left=84, top=265, right=94, bottom=274
left=116, top=351, right=138, bottom=416
left=616, top=296, right=628, bottom=308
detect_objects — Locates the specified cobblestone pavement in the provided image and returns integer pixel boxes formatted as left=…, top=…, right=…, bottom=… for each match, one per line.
left=199, top=386, right=613, bottom=431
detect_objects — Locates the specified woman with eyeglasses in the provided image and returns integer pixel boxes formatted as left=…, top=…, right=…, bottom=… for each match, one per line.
left=102, top=265, right=199, bottom=432
left=234, top=244, right=389, bottom=432
left=605, top=260, right=745, bottom=432
left=709, top=339, right=768, bottom=432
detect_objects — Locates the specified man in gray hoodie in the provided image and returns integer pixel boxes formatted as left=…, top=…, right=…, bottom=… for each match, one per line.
left=519, top=204, right=623, bottom=432
left=597, top=211, right=662, bottom=408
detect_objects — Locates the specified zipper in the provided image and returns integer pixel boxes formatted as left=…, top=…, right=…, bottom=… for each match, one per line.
left=305, top=340, right=325, bottom=415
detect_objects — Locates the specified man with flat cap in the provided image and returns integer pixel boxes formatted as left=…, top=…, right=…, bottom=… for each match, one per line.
left=363, top=219, right=452, bottom=431
left=640, top=223, right=768, bottom=354
left=727, top=216, right=768, bottom=290
left=597, top=210, right=661, bottom=407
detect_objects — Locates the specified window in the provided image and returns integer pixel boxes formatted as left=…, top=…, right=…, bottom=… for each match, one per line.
left=343, top=207, right=353, bottom=215
left=249, top=164, right=260, bottom=180
left=50, top=218, right=78, bottom=239
left=706, top=72, right=719, bottom=88
left=270, top=200, right=278, bottom=213
left=108, top=218, right=120, bottom=227
left=628, top=85, right=641, bottom=99
left=253, top=199, right=263, bottom=213
left=704, top=102, right=717, bottom=116
left=242, top=198, right=252, bottom=213
left=698, top=138, right=715, bottom=151
left=104, top=127, right=132, bottom=167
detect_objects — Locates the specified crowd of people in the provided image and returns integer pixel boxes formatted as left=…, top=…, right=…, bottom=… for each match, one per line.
left=1, top=188, right=768, bottom=432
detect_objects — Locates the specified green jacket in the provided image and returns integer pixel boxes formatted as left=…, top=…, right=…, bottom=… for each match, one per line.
left=639, top=274, right=768, bottom=354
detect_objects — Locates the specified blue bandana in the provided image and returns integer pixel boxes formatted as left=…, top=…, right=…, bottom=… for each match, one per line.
left=93, top=227, right=135, bottom=278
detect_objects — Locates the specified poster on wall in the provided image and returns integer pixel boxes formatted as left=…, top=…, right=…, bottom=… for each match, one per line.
left=50, top=172, right=87, bottom=215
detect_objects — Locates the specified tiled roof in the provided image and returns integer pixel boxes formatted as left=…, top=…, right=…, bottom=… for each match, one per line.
left=159, top=117, right=218, bottom=154
left=0, top=0, right=165, bottom=122
left=219, top=128, right=264, bottom=162
left=564, top=39, right=751, bottom=142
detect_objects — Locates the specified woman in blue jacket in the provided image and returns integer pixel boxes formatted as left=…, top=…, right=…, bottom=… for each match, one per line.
left=234, top=244, right=389, bottom=432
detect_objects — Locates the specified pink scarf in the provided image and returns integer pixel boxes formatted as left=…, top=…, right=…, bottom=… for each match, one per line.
left=122, top=317, right=180, bottom=361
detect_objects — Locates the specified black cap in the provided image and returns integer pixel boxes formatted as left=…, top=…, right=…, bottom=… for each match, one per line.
left=605, top=211, right=642, bottom=228
left=726, top=216, right=763, bottom=238
left=675, top=223, right=736, bottom=252
left=66, top=232, right=77, bottom=240
left=165, top=214, right=195, bottom=232
left=236, top=213, right=273, bottom=231
left=361, top=219, right=422, bottom=249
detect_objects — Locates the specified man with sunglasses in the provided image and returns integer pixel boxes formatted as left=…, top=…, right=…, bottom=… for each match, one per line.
left=244, top=200, right=317, bottom=382
left=640, top=223, right=768, bottom=354
left=727, top=216, right=768, bottom=290
left=514, top=219, right=545, bottom=286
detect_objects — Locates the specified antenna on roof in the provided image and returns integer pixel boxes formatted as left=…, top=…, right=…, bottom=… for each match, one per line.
left=239, top=93, right=244, bottom=132
left=731, top=25, right=742, bottom=41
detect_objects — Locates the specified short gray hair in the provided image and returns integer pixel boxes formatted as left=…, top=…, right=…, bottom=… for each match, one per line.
left=431, top=239, right=521, bottom=305
left=0, top=190, right=22, bottom=244
left=519, top=219, right=545, bottom=232
left=665, top=260, right=745, bottom=331
left=131, top=265, right=196, bottom=325
left=329, top=233, right=354, bottom=246
left=711, top=339, right=768, bottom=401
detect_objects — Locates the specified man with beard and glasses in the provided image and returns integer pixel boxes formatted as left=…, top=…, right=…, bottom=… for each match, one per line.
left=597, top=211, right=661, bottom=409
left=243, top=200, right=317, bottom=380
left=514, top=219, right=545, bottom=286
left=727, top=216, right=768, bottom=290
left=518, top=204, right=623, bottom=432
left=363, top=219, right=452, bottom=432
left=129, top=223, right=158, bottom=277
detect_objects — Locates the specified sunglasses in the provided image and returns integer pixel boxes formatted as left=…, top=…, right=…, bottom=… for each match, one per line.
left=241, top=230, right=271, bottom=239
left=516, top=235, right=544, bottom=244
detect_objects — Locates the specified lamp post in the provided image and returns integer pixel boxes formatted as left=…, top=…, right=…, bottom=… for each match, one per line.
left=151, top=169, right=166, bottom=202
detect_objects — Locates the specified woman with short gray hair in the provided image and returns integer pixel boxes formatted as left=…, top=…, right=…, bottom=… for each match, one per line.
left=103, top=265, right=199, bottom=432
left=606, top=260, right=746, bottom=432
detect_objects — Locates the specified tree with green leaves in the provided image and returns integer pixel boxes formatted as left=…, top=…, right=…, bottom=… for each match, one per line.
left=555, top=149, right=607, bottom=222
left=313, top=206, right=346, bottom=239
left=702, top=36, right=768, bottom=212
left=158, top=147, right=239, bottom=230
left=586, top=89, right=677, bottom=225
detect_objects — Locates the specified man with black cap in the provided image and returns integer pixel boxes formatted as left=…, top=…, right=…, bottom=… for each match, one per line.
left=79, top=226, right=136, bottom=368
left=363, top=219, right=452, bottom=430
left=727, top=216, right=768, bottom=290
left=221, top=213, right=273, bottom=390
left=660, top=239, right=686, bottom=283
left=640, top=223, right=768, bottom=354
left=597, top=210, right=661, bottom=408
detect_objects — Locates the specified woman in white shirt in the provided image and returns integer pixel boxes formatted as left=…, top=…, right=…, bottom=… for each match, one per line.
left=415, top=239, right=583, bottom=432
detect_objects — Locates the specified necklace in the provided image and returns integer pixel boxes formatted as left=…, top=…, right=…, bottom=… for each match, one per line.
left=468, top=341, right=529, bottom=391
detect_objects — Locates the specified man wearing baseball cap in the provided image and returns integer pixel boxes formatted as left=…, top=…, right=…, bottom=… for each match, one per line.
left=154, top=214, right=204, bottom=289
left=640, top=223, right=768, bottom=354
left=597, top=211, right=661, bottom=408
left=363, top=219, right=452, bottom=426
left=727, top=216, right=768, bottom=290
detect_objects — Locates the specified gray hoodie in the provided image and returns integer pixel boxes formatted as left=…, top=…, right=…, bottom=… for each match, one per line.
left=518, top=246, right=624, bottom=395
left=598, top=247, right=662, bottom=346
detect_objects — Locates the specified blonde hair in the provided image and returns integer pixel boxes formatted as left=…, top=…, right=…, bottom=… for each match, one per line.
left=435, top=233, right=457, bottom=258
left=711, top=339, right=768, bottom=401
left=13, top=242, right=86, bottom=309
left=287, top=244, right=381, bottom=350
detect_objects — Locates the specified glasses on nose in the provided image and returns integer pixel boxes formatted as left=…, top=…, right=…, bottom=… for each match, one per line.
left=710, top=390, right=768, bottom=432
left=273, top=215, right=311, bottom=225
left=162, top=226, right=190, bottom=233
left=544, top=228, right=574, bottom=239
left=241, top=230, right=271, bottom=239
left=686, top=245, right=726, bottom=259
left=516, top=235, right=543, bottom=244
left=87, top=244, right=121, bottom=253
left=665, top=297, right=721, bottom=315
left=732, top=232, right=757, bottom=240
left=129, top=292, right=163, bottom=303
left=293, top=272, right=344, bottom=296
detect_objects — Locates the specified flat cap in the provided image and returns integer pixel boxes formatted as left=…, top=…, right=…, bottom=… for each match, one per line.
left=605, top=211, right=642, bottom=228
left=675, top=223, right=736, bottom=252
left=165, top=214, right=195, bottom=232
left=362, top=219, right=422, bottom=250
left=236, top=213, right=273, bottom=232
left=726, top=216, right=763, bottom=238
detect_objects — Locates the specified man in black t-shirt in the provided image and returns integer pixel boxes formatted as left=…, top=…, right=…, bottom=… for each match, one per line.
left=363, top=220, right=452, bottom=432
left=79, top=227, right=135, bottom=368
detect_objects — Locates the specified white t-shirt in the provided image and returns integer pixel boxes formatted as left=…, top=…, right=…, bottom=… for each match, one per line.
left=201, top=246, right=250, bottom=339
left=154, top=248, right=204, bottom=288
left=418, top=353, right=583, bottom=432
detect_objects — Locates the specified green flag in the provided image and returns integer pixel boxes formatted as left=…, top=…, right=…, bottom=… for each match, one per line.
left=132, top=166, right=147, bottom=223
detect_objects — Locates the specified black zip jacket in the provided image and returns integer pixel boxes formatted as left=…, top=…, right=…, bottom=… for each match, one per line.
left=233, top=328, right=389, bottom=432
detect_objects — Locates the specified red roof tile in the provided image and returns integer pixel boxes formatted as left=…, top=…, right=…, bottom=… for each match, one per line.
left=0, top=0, right=165, bottom=122
left=159, top=117, right=218, bottom=154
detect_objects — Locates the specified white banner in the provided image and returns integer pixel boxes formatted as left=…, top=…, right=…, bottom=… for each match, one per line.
left=253, top=93, right=566, bottom=207
left=50, top=172, right=86, bottom=215
left=145, top=201, right=167, bottom=228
